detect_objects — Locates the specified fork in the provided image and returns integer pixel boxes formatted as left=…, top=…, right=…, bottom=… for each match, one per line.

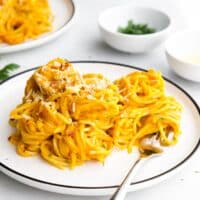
left=110, top=134, right=163, bottom=200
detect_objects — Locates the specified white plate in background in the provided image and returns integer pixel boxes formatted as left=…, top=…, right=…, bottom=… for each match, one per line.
left=0, top=0, right=76, bottom=54
left=0, top=61, right=199, bottom=196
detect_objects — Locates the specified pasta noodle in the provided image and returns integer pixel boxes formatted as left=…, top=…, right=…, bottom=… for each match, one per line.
left=9, top=58, right=182, bottom=169
left=0, top=0, right=53, bottom=44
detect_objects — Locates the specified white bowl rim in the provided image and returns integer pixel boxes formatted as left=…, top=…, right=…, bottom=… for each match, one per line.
left=165, top=29, right=200, bottom=68
left=98, top=5, right=171, bottom=38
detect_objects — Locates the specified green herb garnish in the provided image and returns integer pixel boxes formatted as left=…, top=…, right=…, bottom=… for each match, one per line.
left=118, top=20, right=156, bottom=35
left=0, top=63, right=20, bottom=81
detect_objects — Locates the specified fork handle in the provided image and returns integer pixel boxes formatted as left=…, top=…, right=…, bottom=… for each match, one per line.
left=110, top=158, right=143, bottom=200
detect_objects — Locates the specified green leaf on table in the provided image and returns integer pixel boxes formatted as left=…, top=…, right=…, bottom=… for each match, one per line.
left=0, top=63, right=20, bottom=81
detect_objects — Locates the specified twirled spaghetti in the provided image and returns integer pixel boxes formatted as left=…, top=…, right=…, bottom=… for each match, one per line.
left=0, top=0, right=53, bottom=44
left=9, top=58, right=182, bottom=169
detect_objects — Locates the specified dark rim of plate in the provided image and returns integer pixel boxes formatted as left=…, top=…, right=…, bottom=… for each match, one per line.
left=0, top=61, right=200, bottom=190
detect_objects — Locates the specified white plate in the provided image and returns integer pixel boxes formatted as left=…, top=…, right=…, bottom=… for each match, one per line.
left=0, top=61, right=199, bottom=196
left=0, top=0, right=75, bottom=54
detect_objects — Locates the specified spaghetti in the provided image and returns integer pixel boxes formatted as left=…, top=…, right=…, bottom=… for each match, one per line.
left=9, top=59, right=182, bottom=169
left=0, top=0, right=53, bottom=45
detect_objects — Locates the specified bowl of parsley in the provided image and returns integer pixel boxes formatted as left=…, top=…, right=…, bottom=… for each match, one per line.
left=98, top=5, right=171, bottom=53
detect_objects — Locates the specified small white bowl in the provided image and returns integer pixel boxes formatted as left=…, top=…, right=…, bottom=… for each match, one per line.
left=165, top=30, right=200, bottom=82
left=98, top=5, right=171, bottom=53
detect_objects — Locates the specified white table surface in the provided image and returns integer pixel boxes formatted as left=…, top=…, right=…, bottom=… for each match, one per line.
left=0, top=0, right=200, bottom=199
